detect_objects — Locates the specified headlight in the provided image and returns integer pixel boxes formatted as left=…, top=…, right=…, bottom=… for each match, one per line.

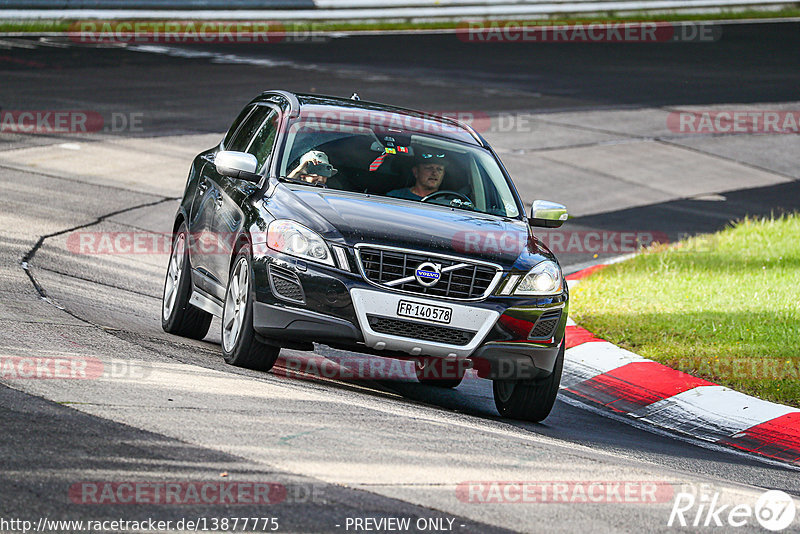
left=267, top=219, right=334, bottom=266
left=514, top=261, right=563, bottom=296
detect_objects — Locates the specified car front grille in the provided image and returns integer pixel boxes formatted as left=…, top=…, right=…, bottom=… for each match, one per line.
left=529, top=310, right=561, bottom=339
left=357, top=247, right=498, bottom=300
left=367, top=315, right=476, bottom=346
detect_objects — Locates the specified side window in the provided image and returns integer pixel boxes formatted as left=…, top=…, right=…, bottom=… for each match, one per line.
left=245, top=109, right=280, bottom=172
left=227, top=105, right=271, bottom=153
left=223, top=105, right=254, bottom=149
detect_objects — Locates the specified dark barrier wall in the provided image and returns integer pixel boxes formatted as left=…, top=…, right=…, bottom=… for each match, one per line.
left=2, top=1, right=316, bottom=8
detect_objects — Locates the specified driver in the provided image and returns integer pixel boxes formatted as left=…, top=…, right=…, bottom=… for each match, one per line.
left=387, top=153, right=448, bottom=201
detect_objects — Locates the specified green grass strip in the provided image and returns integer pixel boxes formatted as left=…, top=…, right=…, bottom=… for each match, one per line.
left=1, top=8, right=800, bottom=34
left=570, top=213, right=800, bottom=407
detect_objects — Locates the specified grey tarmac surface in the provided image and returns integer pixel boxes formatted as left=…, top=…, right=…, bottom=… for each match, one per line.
left=1, top=25, right=799, bottom=533
left=0, top=385, right=511, bottom=534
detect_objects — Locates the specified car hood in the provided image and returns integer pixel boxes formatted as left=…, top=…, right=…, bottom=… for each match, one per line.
left=265, top=186, right=548, bottom=267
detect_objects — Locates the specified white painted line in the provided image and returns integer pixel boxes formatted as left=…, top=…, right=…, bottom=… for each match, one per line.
left=558, top=395, right=800, bottom=471
left=604, top=253, right=637, bottom=265
left=563, top=254, right=626, bottom=278
left=561, top=341, right=647, bottom=388
left=633, top=385, right=800, bottom=442
left=566, top=279, right=580, bottom=290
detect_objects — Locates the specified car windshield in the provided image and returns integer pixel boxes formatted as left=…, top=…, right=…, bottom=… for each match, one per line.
left=277, top=109, right=521, bottom=218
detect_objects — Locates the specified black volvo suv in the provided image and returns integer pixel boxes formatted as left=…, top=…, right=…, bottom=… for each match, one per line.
left=162, top=90, right=569, bottom=421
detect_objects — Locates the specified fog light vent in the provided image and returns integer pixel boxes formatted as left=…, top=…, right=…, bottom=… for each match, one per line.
left=529, top=310, right=561, bottom=340
left=269, top=264, right=305, bottom=304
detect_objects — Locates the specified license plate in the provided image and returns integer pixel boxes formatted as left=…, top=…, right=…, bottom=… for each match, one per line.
left=397, top=300, right=453, bottom=324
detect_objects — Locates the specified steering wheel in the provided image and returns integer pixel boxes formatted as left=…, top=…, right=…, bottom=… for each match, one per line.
left=421, top=190, right=473, bottom=206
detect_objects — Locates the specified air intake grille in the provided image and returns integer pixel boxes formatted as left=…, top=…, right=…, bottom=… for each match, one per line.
left=358, top=248, right=497, bottom=300
left=367, top=315, right=476, bottom=346
left=529, top=310, right=561, bottom=339
left=269, top=265, right=304, bottom=303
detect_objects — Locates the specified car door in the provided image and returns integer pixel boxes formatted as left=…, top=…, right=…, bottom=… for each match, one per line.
left=189, top=153, right=235, bottom=299
left=205, top=104, right=281, bottom=296
left=188, top=104, right=259, bottom=299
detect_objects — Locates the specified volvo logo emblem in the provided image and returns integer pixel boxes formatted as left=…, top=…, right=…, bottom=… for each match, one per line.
left=414, top=262, right=442, bottom=287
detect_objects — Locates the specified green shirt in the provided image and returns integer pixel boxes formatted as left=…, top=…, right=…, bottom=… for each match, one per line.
left=386, top=188, right=423, bottom=201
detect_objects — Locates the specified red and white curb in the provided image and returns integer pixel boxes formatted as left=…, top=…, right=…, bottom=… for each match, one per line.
left=562, top=262, right=800, bottom=467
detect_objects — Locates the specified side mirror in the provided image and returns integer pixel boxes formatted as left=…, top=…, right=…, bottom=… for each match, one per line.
left=215, top=151, right=261, bottom=183
left=529, top=200, right=568, bottom=228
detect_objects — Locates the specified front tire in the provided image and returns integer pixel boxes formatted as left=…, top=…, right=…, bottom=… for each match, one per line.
left=492, top=341, right=564, bottom=422
left=161, top=223, right=212, bottom=340
left=221, top=247, right=279, bottom=372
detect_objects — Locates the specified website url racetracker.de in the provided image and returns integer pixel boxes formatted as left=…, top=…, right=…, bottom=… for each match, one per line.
left=0, top=516, right=280, bottom=533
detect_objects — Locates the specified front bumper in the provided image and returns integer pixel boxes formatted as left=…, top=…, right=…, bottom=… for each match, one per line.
left=251, top=250, right=567, bottom=380
left=349, top=288, right=499, bottom=358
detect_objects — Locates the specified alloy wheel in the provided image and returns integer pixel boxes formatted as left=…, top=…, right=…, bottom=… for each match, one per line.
left=223, top=257, right=249, bottom=352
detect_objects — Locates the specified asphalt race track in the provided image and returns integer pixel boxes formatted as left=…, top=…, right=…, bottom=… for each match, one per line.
left=0, top=21, right=799, bottom=533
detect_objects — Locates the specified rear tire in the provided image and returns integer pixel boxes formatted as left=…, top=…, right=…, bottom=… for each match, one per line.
left=492, top=341, right=564, bottom=422
left=415, top=357, right=466, bottom=389
left=161, top=223, right=212, bottom=340
left=221, top=246, right=280, bottom=372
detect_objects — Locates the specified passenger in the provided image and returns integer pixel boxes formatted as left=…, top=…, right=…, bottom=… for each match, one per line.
left=287, top=150, right=338, bottom=185
left=387, top=153, right=448, bottom=200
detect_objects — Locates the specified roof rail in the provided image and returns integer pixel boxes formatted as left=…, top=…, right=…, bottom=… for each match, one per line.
left=272, top=90, right=485, bottom=146
left=259, top=89, right=301, bottom=118
left=374, top=106, right=487, bottom=147
left=377, top=103, right=486, bottom=147
left=358, top=101, right=486, bottom=147
left=441, top=116, right=486, bottom=148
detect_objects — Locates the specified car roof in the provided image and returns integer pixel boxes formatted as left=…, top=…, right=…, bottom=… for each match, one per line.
left=253, top=90, right=485, bottom=147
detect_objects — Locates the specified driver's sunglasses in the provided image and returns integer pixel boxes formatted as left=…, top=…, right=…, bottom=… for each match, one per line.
left=420, top=153, right=446, bottom=159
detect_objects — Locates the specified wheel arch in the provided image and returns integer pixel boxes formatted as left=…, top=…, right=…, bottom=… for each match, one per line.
left=172, top=210, right=187, bottom=234
left=229, top=231, right=253, bottom=275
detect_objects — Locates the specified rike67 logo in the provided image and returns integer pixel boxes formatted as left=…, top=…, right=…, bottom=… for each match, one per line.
left=668, top=486, right=796, bottom=531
